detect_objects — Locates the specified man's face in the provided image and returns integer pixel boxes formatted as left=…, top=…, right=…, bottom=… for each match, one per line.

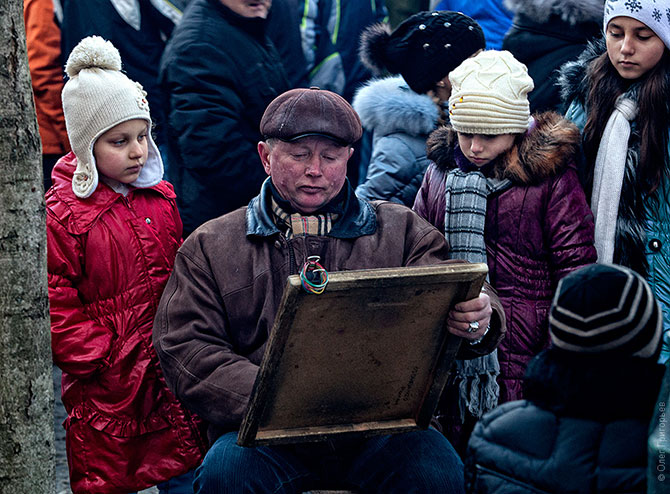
left=220, top=0, right=271, bottom=18
left=258, top=136, right=353, bottom=214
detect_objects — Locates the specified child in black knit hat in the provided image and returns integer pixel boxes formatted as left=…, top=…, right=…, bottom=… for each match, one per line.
left=353, top=11, right=485, bottom=207
left=465, top=263, right=664, bottom=493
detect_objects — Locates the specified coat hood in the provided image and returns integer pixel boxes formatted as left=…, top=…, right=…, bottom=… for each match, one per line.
left=352, top=76, right=440, bottom=137
left=558, top=37, right=605, bottom=108
left=426, top=111, right=580, bottom=185
left=504, top=0, right=604, bottom=25
left=523, top=348, right=664, bottom=421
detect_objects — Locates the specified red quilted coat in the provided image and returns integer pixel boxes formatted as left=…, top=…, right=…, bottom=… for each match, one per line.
left=46, top=153, right=206, bottom=494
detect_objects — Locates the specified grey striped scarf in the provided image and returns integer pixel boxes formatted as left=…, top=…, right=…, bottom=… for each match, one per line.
left=444, top=168, right=512, bottom=420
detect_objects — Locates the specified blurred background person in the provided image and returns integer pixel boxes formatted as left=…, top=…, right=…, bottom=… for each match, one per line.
left=353, top=11, right=485, bottom=206
left=502, top=0, right=603, bottom=113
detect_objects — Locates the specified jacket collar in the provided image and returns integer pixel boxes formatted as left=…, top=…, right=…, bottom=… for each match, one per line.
left=352, top=76, right=440, bottom=137
left=246, top=177, right=377, bottom=238
left=426, top=111, right=580, bottom=185
left=49, top=152, right=175, bottom=235
left=208, top=0, right=267, bottom=37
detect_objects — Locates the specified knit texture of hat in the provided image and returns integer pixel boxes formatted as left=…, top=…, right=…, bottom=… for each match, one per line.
left=359, top=11, right=485, bottom=95
left=448, top=50, right=533, bottom=135
left=604, top=0, right=670, bottom=51
left=62, top=36, right=161, bottom=198
left=549, top=264, right=662, bottom=359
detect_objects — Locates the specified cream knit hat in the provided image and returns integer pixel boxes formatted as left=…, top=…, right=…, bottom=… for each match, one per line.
left=62, top=36, right=163, bottom=198
left=448, top=50, right=534, bottom=135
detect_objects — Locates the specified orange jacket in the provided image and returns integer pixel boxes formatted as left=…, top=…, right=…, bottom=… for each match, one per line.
left=23, top=0, right=70, bottom=156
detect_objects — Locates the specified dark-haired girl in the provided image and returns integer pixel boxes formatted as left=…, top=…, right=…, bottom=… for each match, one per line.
left=559, top=0, right=670, bottom=363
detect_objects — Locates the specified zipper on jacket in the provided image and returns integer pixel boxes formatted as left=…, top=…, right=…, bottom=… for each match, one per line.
left=282, top=233, right=299, bottom=275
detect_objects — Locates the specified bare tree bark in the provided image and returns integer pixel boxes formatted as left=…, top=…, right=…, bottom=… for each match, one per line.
left=0, top=0, right=56, bottom=492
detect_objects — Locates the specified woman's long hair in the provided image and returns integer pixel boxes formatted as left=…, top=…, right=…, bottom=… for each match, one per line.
left=582, top=49, right=670, bottom=193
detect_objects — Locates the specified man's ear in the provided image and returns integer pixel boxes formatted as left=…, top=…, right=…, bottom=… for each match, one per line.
left=258, top=141, right=272, bottom=175
left=347, top=147, right=354, bottom=160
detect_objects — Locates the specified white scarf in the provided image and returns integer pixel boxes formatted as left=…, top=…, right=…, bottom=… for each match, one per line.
left=591, top=96, right=638, bottom=263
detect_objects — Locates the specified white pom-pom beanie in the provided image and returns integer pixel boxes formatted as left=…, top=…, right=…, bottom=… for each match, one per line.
left=604, top=0, right=670, bottom=51
left=447, top=50, right=534, bottom=135
left=62, top=36, right=163, bottom=198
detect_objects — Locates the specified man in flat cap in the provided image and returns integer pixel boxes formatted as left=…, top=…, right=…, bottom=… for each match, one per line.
left=153, top=87, right=505, bottom=493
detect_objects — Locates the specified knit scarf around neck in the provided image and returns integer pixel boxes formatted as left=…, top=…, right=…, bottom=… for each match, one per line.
left=269, top=181, right=343, bottom=239
left=445, top=148, right=512, bottom=420
left=592, top=95, right=638, bottom=263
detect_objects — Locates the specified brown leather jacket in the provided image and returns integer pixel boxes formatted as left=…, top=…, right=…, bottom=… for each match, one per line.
left=153, top=179, right=505, bottom=442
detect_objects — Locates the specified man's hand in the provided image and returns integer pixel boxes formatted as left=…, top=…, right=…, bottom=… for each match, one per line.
left=446, top=291, right=492, bottom=343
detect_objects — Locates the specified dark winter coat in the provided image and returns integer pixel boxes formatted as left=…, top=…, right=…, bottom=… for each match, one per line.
left=413, top=113, right=596, bottom=402
left=353, top=76, right=439, bottom=207
left=159, top=0, right=290, bottom=235
left=153, top=179, right=506, bottom=443
left=465, top=349, right=664, bottom=493
left=46, top=153, right=205, bottom=493
left=502, top=0, right=603, bottom=113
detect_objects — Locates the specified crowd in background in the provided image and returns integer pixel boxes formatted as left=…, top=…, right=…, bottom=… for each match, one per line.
left=23, top=0, right=670, bottom=492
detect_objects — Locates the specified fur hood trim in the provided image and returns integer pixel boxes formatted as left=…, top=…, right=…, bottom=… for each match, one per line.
left=558, top=37, right=606, bottom=108
left=352, top=76, right=439, bottom=137
left=426, top=112, right=580, bottom=185
left=504, top=0, right=604, bottom=25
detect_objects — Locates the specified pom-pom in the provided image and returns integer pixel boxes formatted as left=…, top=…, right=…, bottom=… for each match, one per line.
left=358, top=22, right=393, bottom=75
left=65, top=36, right=122, bottom=78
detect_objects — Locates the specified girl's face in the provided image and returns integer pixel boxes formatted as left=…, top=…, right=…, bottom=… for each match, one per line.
left=93, top=119, right=149, bottom=183
left=606, top=16, right=666, bottom=80
left=457, top=133, right=516, bottom=167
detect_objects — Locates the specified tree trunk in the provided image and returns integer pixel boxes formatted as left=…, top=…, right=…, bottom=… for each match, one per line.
left=0, top=0, right=56, bottom=492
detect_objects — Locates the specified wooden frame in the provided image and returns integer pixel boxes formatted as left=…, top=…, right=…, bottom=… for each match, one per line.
left=237, top=263, right=488, bottom=447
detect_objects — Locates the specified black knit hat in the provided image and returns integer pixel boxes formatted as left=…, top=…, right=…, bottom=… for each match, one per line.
left=359, top=11, right=485, bottom=95
left=549, top=264, right=662, bottom=359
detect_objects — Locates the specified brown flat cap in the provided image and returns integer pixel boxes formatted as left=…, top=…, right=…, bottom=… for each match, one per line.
left=260, top=87, right=362, bottom=145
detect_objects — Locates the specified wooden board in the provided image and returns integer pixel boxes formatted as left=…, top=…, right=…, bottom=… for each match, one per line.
left=237, top=263, right=488, bottom=446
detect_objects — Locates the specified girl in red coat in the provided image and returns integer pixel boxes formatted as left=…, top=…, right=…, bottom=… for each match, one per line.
left=413, top=49, right=596, bottom=455
left=46, top=36, right=205, bottom=493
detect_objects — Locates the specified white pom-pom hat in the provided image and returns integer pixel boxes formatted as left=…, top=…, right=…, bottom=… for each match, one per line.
left=62, top=36, right=163, bottom=198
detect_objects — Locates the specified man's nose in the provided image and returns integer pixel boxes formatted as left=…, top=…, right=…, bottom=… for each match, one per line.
left=305, top=156, right=323, bottom=175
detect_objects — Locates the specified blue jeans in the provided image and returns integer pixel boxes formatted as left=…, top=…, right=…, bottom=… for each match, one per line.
left=129, top=469, right=195, bottom=494
left=194, top=429, right=464, bottom=493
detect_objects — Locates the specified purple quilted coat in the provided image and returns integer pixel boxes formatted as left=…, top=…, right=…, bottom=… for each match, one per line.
left=413, top=112, right=596, bottom=403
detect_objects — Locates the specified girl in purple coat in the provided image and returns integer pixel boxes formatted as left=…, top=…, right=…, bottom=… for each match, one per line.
left=413, top=50, right=596, bottom=454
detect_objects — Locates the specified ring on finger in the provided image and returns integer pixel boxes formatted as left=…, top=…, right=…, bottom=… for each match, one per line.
left=467, top=321, right=479, bottom=333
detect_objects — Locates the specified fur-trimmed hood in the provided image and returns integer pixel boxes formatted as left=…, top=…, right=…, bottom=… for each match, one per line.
left=425, top=112, right=580, bottom=185
left=352, top=76, right=440, bottom=137
left=504, top=0, right=604, bottom=26
left=558, top=37, right=605, bottom=109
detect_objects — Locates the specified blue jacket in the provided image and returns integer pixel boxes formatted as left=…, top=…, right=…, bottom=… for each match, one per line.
left=300, top=0, right=387, bottom=101
left=353, top=76, right=439, bottom=207
left=559, top=39, right=670, bottom=364
left=434, top=0, right=513, bottom=50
